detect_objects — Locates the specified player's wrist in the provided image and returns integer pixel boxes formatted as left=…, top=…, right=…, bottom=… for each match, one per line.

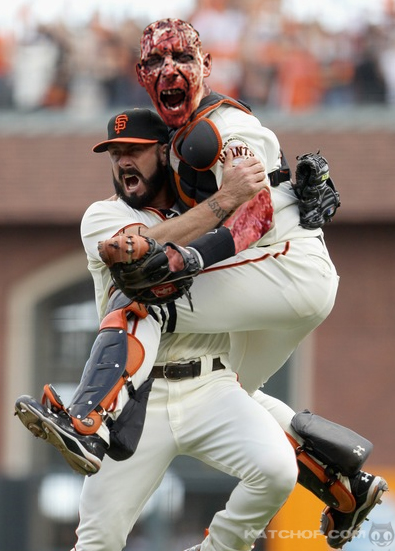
left=205, top=194, right=233, bottom=222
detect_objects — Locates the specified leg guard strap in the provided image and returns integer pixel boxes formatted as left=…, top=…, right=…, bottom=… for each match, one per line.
left=68, top=304, right=146, bottom=435
left=287, top=434, right=356, bottom=513
left=106, top=378, right=153, bottom=461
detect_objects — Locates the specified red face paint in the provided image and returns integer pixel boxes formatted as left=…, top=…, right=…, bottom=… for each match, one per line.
left=137, top=19, right=211, bottom=128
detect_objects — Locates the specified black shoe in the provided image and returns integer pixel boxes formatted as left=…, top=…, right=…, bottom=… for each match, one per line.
left=15, top=395, right=107, bottom=476
left=320, top=471, right=388, bottom=549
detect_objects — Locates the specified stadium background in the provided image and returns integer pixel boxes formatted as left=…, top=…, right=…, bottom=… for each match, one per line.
left=0, top=1, right=394, bottom=550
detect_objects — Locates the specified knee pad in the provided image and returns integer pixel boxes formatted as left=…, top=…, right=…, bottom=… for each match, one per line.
left=291, top=410, right=373, bottom=476
left=68, top=301, right=148, bottom=435
left=287, top=410, right=373, bottom=513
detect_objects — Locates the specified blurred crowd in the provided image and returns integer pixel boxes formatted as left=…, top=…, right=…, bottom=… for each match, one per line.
left=1, top=0, right=395, bottom=114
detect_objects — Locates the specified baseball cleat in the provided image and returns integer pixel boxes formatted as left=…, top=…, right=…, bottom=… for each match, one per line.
left=320, top=470, right=388, bottom=549
left=15, top=395, right=107, bottom=476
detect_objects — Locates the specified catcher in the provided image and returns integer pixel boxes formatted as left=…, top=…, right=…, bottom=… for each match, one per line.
left=15, top=104, right=385, bottom=551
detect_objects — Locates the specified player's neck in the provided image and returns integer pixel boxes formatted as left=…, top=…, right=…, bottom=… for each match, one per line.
left=150, top=187, right=176, bottom=210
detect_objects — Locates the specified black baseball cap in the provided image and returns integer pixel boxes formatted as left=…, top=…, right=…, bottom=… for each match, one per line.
left=92, top=108, right=169, bottom=153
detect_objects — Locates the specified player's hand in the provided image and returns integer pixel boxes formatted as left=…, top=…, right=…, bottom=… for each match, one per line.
left=165, top=244, right=202, bottom=273
left=219, top=150, right=269, bottom=212
left=165, top=245, right=185, bottom=271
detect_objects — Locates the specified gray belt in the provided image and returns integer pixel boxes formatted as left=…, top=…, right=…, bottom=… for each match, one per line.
left=150, top=358, right=225, bottom=380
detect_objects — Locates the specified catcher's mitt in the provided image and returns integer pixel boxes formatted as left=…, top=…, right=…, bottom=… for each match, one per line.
left=98, top=234, right=201, bottom=305
left=292, top=152, right=341, bottom=229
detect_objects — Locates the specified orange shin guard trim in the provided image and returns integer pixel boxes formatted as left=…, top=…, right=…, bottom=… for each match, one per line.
left=286, top=433, right=356, bottom=513
left=99, top=301, right=148, bottom=332
left=125, top=332, right=145, bottom=377
left=125, top=301, right=149, bottom=319
left=42, top=384, right=64, bottom=410
left=72, top=411, right=103, bottom=435
left=100, top=308, right=128, bottom=331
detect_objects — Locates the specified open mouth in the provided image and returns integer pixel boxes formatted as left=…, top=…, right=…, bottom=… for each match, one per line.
left=123, top=174, right=140, bottom=190
left=160, top=88, right=186, bottom=110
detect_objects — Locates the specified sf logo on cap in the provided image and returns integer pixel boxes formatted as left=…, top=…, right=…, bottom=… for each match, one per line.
left=114, top=114, right=128, bottom=134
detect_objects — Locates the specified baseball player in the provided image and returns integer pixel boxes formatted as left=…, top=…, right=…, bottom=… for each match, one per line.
left=16, top=104, right=386, bottom=551
left=18, top=110, right=299, bottom=551
left=134, top=18, right=387, bottom=549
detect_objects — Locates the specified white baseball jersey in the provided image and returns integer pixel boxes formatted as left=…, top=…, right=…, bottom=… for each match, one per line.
left=169, top=99, right=323, bottom=246
left=81, top=103, right=337, bottom=387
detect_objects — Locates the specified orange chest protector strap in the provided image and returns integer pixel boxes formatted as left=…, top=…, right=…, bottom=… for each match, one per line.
left=68, top=292, right=148, bottom=435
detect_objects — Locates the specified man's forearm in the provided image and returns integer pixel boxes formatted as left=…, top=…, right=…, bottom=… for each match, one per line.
left=142, top=193, right=232, bottom=246
left=131, top=154, right=271, bottom=271
left=143, top=153, right=267, bottom=245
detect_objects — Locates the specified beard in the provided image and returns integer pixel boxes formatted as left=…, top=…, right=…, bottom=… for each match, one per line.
left=113, top=157, right=168, bottom=209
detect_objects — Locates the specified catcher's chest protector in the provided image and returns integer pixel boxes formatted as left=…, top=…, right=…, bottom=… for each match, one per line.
left=168, top=93, right=252, bottom=211
left=168, top=92, right=290, bottom=211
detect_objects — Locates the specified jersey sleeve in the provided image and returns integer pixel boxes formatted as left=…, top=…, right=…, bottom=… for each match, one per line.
left=80, top=199, right=162, bottom=261
left=81, top=199, right=164, bottom=320
left=208, top=106, right=281, bottom=188
left=206, top=107, right=280, bottom=252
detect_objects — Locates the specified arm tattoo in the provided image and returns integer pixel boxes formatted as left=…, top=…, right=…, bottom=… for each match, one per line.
left=207, top=197, right=229, bottom=221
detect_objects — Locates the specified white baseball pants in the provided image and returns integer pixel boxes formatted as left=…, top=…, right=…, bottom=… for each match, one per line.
left=73, top=367, right=297, bottom=551
left=172, top=236, right=339, bottom=393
